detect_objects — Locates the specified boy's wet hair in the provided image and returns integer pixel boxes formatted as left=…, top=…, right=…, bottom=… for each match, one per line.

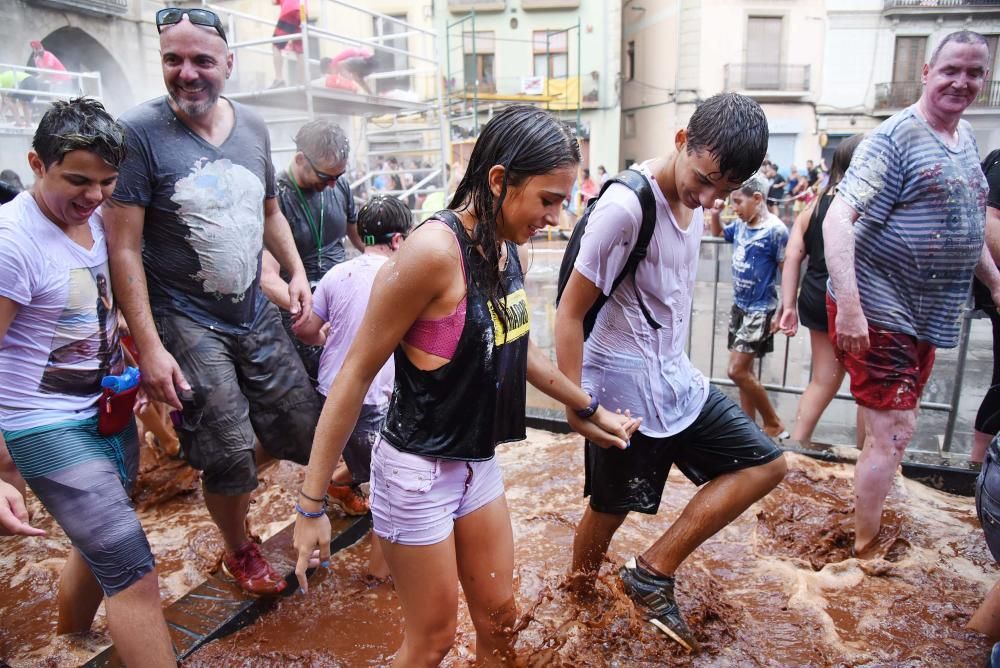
left=358, top=195, right=411, bottom=244
left=739, top=172, right=769, bottom=198
left=294, top=118, right=350, bottom=164
left=686, top=92, right=768, bottom=184
left=33, top=97, right=126, bottom=169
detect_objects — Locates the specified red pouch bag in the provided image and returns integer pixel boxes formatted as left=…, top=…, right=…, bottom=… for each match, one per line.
left=98, top=385, right=140, bottom=436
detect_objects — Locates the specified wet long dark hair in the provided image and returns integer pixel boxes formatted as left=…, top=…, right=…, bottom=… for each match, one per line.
left=819, top=133, right=865, bottom=202
left=448, top=104, right=580, bottom=328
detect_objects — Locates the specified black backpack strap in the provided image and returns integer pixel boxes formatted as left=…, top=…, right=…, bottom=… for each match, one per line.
left=605, top=169, right=661, bottom=330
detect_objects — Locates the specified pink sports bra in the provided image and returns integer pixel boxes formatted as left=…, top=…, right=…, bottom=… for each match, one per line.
left=401, top=222, right=467, bottom=360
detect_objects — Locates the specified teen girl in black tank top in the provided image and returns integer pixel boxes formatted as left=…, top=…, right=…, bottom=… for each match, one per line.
left=293, top=105, right=638, bottom=665
left=383, top=210, right=529, bottom=460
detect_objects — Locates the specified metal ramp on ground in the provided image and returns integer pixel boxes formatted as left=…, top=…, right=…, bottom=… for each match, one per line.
left=82, top=514, right=371, bottom=666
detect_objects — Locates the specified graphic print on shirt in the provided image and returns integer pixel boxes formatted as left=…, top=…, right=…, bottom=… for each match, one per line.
left=489, top=288, right=530, bottom=345
left=38, top=263, right=122, bottom=396
left=171, top=158, right=265, bottom=303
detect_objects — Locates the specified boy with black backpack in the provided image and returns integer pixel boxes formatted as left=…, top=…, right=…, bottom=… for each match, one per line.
left=555, top=92, right=787, bottom=652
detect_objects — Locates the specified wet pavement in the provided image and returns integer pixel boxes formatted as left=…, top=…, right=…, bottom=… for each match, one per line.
left=0, top=429, right=995, bottom=666
left=0, top=441, right=303, bottom=667
left=197, top=432, right=997, bottom=665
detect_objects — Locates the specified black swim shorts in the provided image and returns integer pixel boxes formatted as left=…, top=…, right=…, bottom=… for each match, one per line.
left=584, top=385, right=784, bottom=515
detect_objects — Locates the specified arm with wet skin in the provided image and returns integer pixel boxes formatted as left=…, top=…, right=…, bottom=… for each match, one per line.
left=527, top=340, right=638, bottom=450
left=977, top=205, right=1000, bottom=306
left=822, top=195, right=869, bottom=354
left=293, top=226, right=456, bottom=592
left=554, top=269, right=641, bottom=448
left=0, top=299, right=45, bottom=537
left=708, top=198, right=725, bottom=237
left=259, top=250, right=292, bottom=312
left=262, top=197, right=311, bottom=322
left=103, top=202, right=190, bottom=410
left=778, top=202, right=814, bottom=337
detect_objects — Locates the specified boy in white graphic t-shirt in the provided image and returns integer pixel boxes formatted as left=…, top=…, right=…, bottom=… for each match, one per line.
left=0, top=98, right=174, bottom=665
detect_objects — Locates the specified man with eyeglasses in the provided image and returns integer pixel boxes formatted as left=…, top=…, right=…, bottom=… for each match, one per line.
left=104, top=8, right=322, bottom=596
left=262, top=119, right=363, bottom=377
left=261, top=119, right=367, bottom=513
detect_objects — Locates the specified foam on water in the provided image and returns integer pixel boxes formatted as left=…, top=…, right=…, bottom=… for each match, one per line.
left=1, top=429, right=995, bottom=666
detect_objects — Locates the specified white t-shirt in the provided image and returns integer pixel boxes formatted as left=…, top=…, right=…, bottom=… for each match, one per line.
left=574, top=161, right=709, bottom=437
left=312, top=253, right=394, bottom=408
left=0, top=193, right=124, bottom=431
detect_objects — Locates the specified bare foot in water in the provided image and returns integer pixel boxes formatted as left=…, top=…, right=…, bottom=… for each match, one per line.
left=852, top=524, right=906, bottom=561
left=563, top=570, right=599, bottom=601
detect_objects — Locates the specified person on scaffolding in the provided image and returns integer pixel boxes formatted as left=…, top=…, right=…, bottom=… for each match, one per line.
left=556, top=92, right=787, bottom=653
left=320, top=47, right=379, bottom=95
left=823, top=30, right=999, bottom=559
left=271, top=0, right=303, bottom=88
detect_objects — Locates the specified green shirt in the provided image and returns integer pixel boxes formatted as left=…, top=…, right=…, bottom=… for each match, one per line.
left=0, top=71, right=28, bottom=90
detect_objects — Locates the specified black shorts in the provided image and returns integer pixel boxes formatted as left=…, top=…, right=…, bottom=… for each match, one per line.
left=273, top=18, right=301, bottom=51
left=727, top=304, right=775, bottom=358
left=584, top=386, right=783, bottom=515
left=340, top=55, right=378, bottom=78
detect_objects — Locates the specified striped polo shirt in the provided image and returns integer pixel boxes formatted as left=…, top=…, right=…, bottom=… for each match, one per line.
left=833, top=105, right=987, bottom=348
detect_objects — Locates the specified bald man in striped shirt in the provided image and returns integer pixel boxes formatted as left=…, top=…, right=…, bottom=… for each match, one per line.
left=824, top=30, right=1000, bottom=558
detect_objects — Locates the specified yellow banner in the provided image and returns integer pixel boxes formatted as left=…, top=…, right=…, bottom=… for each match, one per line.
left=544, top=77, right=581, bottom=111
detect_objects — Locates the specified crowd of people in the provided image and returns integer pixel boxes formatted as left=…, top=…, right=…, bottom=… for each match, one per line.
left=0, top=9, right=998, bottom=666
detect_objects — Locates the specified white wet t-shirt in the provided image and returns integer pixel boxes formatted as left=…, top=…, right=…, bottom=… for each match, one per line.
left=574, top=161, right=709, bottom=438
left=0, top=193, right=124, bottom=431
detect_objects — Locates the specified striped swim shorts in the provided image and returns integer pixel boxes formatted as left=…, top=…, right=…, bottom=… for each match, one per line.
left=3, top=416, right=155, bottom=596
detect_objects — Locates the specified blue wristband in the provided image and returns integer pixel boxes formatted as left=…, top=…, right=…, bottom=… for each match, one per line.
left=575, top=394, right=600, bottom=419
left=295, top=501, right=327, bottom=519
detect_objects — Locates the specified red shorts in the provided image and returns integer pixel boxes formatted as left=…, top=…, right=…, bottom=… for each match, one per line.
left=273, top=14, right=303, bottom=53
left=826, top=294, right=935, bottom=411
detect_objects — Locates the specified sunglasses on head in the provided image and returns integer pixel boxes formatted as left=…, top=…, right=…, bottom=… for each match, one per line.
left=156, top=8, right=228, bottom=44
left=303, top=153, right=342, bottom=184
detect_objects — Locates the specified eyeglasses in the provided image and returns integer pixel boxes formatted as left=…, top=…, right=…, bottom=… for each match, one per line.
left=156, top=8, right=228, bottom=44
left=303, top=153, right=342, bottom=184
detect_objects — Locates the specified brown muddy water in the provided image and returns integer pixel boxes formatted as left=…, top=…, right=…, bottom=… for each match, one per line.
left=1, top=429, right=996, bottom=666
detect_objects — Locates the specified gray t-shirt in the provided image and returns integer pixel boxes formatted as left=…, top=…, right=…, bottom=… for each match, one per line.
left=275, top=170, right=355, bottom=284
left=112, top=97, right=276, bottom=332
left=835, top=105, right=987, bottom=348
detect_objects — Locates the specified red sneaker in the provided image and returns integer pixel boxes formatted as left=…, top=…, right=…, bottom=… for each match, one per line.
left=327, top=482, right=370, bottom=516
left=221, top=541, right=288, bottom=595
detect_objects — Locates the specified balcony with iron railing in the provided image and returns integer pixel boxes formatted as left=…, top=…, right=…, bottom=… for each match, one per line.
left=874, top=79, right=1000, bottom=112
left=25, top=0, right=128, bottom=17
left=723, top=63, right=811, bottom=99
left=883, top=0, right=1000, bottom=14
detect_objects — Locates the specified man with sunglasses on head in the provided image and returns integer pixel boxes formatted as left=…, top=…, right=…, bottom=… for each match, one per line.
left=104, top=8, right=322, bottom=596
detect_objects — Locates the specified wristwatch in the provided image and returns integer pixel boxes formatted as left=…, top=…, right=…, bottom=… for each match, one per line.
left=575, top=394, right=600, bottom=419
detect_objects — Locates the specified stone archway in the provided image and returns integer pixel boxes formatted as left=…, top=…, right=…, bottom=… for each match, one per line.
left=30, top=26, right=134, bottom=114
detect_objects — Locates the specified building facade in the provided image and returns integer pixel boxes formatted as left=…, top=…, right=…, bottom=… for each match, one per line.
left=820, top=0, right=1000, bottom=160
left=620, top=0, right=826, bottom=175
left=434, top=0, right=623, bottom=175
